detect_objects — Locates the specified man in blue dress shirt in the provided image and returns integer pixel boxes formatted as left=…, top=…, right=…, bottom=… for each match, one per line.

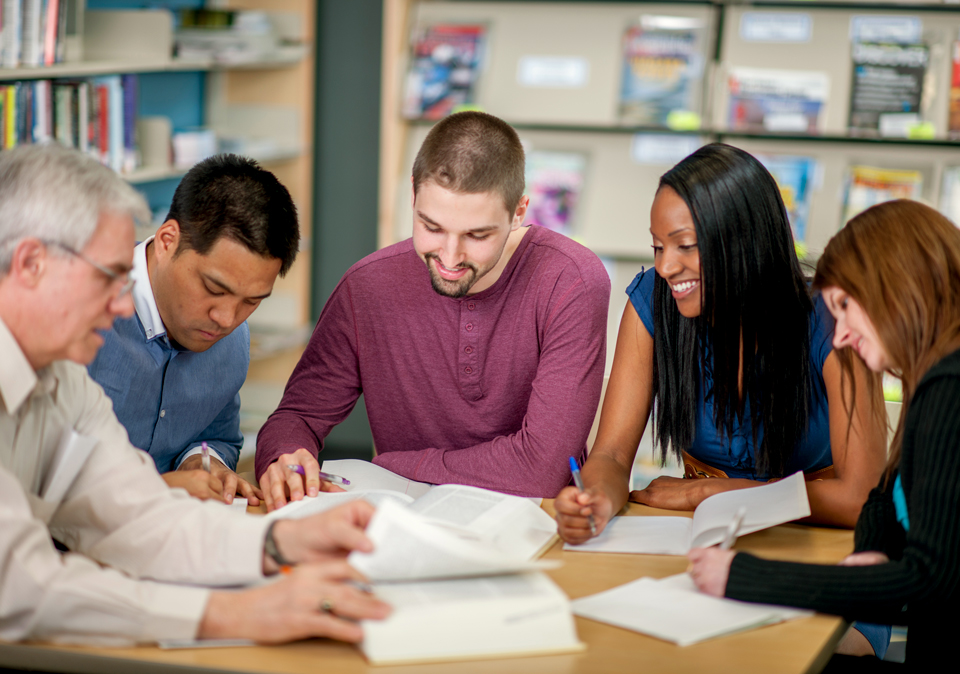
left=88, top=154, right=300, bottom=504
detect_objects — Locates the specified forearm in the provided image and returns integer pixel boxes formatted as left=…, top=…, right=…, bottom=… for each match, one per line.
left=803, top=477, right=872, bottom=528
left=580, top=450, right=633, bottom=514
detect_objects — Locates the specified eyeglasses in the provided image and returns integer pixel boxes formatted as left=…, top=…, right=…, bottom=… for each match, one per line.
left=45, top=241, right=136, bottom=298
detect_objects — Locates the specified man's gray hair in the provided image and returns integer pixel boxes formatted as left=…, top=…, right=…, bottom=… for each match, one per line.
left=0, top=144, right=150, bottom=274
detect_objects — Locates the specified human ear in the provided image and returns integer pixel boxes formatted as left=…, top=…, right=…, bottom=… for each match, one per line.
left=9, top=238, right=48, bottom=289
left=154, top=219, right=182, bottom=259
left=511, top=195, right=530, bottom=230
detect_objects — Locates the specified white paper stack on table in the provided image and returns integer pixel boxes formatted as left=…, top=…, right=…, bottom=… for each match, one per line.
left=573, top=573, right=813, bottom=646
left=267, top=459, right=581, bottom=664
left=564, top=471, right=811, bottom=555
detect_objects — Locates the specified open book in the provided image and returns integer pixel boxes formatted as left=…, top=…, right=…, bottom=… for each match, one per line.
left=564, top=471, right=811, bottom=555
left=573, top=573, right=812, bottom=646
left=361, top=572, right=584, bottom=664
left=267, top=460, right=559, bottom=579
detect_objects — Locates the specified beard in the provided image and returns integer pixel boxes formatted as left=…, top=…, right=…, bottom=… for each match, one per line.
left=424, top=253, right=479, bottom=298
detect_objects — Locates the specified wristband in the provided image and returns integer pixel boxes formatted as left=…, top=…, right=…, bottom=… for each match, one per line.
left=263, top=521, right=295, bottom=568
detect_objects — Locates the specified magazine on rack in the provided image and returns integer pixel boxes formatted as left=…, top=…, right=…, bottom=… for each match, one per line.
left=843, top=164, right=922, bottom=223
left=727, top=67, right=829, bottom=134
left=522, top=151, right=587, bottom=236
left=848, top=42, right=929, bottom=138
left=756, top=154, right=818, bottom=247
left=618, top=16, right=704, bottom=126
left=402, top=24, right=485, bottom=120
left=949, top=42, right=960, bottom=138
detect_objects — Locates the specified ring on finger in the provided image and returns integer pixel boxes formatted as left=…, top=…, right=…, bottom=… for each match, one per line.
left=319, top=597, right=335, bottom=613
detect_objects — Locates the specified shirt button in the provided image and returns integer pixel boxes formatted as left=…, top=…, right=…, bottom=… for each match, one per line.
left=159, top=410, right=166, bottom=418
left=464, top=346, right=473, bottom=354
left=465, top=323, right=473, bottom=331
left=464, top=366, right=472, bottom=374
left=467, top=302, right=476, bottom=311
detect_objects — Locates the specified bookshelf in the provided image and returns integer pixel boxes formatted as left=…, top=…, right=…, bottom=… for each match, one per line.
left=1, top=1, right=318, bottom=460
left=379, top=0, right=960, bottom=373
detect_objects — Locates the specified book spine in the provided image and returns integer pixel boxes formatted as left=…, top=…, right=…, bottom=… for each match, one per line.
left=4, top=84, right=16, bottom=148
left=97, top=80, right=108, bottom=166
left=22, top=0, right=41, bottom=67
left=55, top=0, right=65, bottom=63
left=43, top=0, right=57, bottom=67
left=108, top=76, right=123, bottom=172
left=77, top=80, right=88, bottom=153
left=121, top=73, right=137, bottom=173
left=1, top=0, right=21, bottom=67
left=0, top=85, right=6, bottom=151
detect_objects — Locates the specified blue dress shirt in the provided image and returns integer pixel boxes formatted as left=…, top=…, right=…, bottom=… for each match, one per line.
left=87, top=238, right=249, bottom=473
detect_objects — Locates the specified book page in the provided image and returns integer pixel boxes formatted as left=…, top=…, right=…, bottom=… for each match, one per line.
left=408, top=485, right=557, bottom=560
left=563, top=516, right=693, bottom=555
left=321, top=459, right=432, bottom=498
left=572, top=573, right=811, bottom=646
left=689, top=471, right=810, bottom=549
left=348, top=500, right=557, bottom=582
left=264, top=490, right=414, bottom=521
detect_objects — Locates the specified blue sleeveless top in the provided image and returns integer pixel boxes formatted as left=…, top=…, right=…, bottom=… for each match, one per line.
left=627, top=269, right=835, bottom=479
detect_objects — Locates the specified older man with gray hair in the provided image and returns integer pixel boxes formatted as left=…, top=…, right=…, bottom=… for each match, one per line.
left=0, top=144, right=389, bottom=645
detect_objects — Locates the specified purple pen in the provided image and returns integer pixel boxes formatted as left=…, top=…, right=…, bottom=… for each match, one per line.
left=285, top=464, right=351, bottom=486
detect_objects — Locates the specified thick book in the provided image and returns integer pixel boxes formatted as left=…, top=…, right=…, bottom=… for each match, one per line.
left=564, top=471, right=810, bottom=555
left=360, top=572, right=584, bottom=665
left=573, top=572, right=812, bottom=646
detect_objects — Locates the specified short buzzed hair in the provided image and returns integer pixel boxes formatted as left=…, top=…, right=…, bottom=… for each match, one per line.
left=412, top=111, right=525, bottom=214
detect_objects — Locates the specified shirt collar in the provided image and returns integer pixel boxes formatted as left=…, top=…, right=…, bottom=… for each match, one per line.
left=132, top=236, right=168, bottom=343
left=0, top=315, right=50, bottom=415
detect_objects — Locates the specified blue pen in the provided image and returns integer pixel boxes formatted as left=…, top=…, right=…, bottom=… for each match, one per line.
left=568, top=456, right=597, bottom=536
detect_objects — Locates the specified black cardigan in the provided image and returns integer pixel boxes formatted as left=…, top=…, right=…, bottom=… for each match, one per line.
left=725, top=349, right=960, bottom=670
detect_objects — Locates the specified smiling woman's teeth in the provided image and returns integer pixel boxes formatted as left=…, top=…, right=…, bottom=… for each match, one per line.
left=672, top=280, right=698, bottom=292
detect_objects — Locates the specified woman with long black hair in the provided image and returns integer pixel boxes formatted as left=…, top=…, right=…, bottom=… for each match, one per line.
left=554, top=143, right=889, bottom=655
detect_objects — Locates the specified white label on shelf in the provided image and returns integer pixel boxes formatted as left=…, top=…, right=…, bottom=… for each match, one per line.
left=640, top=15, right=704, bottom=31
left=740, top=13, right=812, bottom=43
left=850, top=16, right=922, bottom=45
left=631, top=134, right=702, bottom=166
left=516, top=56, right=589, bottom=88
left=879, top=113, right=919, bottom=138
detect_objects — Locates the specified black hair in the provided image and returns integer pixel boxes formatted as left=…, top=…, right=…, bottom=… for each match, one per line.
left=166, top=154, right=299, bottom=275
left=652, top=143, right=815, bottom=477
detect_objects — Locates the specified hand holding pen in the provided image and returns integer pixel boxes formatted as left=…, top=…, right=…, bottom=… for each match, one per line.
left=260, top=448, right=348, bottom=512
left=568, top=457, right=597, bottom=536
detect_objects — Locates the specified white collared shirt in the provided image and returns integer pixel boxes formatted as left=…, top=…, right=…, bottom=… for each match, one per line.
left=131, top=236, right=167, bottom=342
left=0, top=315, right=267, bottom=645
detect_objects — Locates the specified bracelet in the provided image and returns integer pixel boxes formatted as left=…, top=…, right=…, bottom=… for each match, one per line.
left=263, top=521, right=295, bottom=568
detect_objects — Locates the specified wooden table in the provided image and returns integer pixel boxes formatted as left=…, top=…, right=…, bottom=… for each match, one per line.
left=0, top=502, right=854, bottom=674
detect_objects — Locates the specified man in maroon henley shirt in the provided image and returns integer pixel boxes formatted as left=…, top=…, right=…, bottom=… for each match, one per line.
left=255, top=112, right=611, bottom=510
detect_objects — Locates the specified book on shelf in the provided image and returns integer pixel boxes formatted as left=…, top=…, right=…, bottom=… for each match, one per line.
left=727, top=67, right=829, bottom=134
left=843, top=164, right=922, bottom=224
left=564, top=471, right=810, bottom=555
left=572, top=572, right=812, bottom=647
left=617, top=16, right=704, bottom=127
left=402, top=23, right=485, bottom=120
left=950, top=41, right=960, bottom=139
left=756, top=154, right=818, bottom=247
left=0, top=75, right=140, bottom=175
left=940, top=166, right=960, bottom=226
left=0, top=0, right=67, bottom=68
left=848, top=42, right=929, bottom=138
left=522, top=150, right=587, bottom=237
